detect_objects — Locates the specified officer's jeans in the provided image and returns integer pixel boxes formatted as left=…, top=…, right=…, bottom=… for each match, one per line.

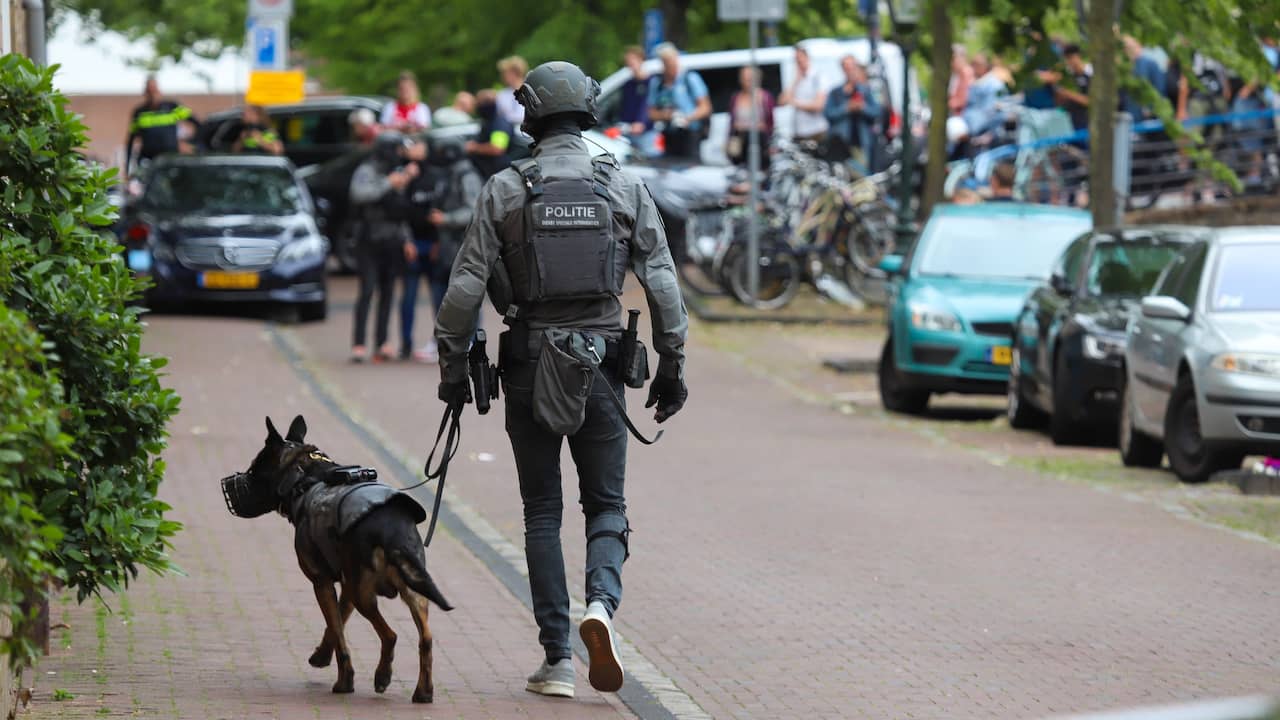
left=503, top=365, right=629, bottom=663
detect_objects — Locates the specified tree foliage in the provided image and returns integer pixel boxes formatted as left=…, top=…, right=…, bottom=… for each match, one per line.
left=0, top=55, right=182, bottom=665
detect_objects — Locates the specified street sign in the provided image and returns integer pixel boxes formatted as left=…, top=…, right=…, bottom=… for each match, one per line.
left=716, top=0, right=787, bottom=22
left=248, top=16, right=287, bottom=70
left=249, top=0, right=292, bottom=17
left=246, top=70, right=305, bottom=106
left=643, top=9, right=664, bottom=58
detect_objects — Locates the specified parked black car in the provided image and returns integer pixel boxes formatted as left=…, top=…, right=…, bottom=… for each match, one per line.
left=197, top=96, right=388, bottom=169
left=1007, top=226, right=1199, bottom=443
left=119, top=155, right=328, bottom=321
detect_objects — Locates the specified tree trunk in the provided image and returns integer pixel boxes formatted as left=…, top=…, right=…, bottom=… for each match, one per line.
left=1087, top=0, right=1119, bottom=226
left=922, top=0, right=953, bottom=216
left=660, top=0, right=690, bottom=50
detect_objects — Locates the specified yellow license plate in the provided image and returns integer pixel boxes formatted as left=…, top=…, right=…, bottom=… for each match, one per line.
left=989, top=346, right=1013, bottom=366
left=200, top=271, right=259, bottom=289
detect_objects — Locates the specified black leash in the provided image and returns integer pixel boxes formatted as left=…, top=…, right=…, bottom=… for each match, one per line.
left=593, top=366, right=662, bottom=445
left=405, top=400, right=463, bottom=547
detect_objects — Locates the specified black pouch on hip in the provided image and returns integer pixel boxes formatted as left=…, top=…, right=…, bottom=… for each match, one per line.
left=531, top=329, right=601, bottom=436
left=622, top=340, right=650, bottom=389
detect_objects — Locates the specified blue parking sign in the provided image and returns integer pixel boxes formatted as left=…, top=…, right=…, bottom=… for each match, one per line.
left=253, top=26, right=277, bottom=68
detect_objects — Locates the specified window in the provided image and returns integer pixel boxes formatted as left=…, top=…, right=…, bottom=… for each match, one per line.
left=1083, top=238, right=1185, bottom=297
left=693, top=64, right=784, bottom=114
left=1155, top=242, right=1207, bottom=308
left=914, top=214, right=1092, bottom=280
left=1210, top=242, right=1280, bottom=312
left=145, top=165, right=302, bottom=215
left=1056, top=234, right=1094, bottom=287
left=276, top=110, right=355, bottom=149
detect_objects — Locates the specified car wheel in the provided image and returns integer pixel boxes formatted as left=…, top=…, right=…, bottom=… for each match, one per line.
left=1119, top=376, right=1163, bottom=468
left=1007, top=346, right=1046, bottom=429
left=878, top=338, right=930, bottom=415
left=1163, top=376, right=1245, bottom=483
left=1049, top=351, right=1084, bottom=445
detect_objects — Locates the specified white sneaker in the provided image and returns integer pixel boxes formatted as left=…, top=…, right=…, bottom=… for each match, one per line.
left=525, top=659, right=575, bottom=698
left=579, top=600, right=624, bottom=692
left=412, top=339, right=439, bottom=364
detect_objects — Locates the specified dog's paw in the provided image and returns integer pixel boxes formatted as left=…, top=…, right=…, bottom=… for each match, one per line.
left=308, top=647, right=333, bottom=668
left=411, top=689, right=433, bottom=704
left=374, top=667, right=392, bottom=694
left=332, top=679, right=355, bottom=694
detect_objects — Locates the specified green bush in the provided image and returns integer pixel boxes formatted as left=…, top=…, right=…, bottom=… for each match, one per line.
left=0, top=55, right=182, bottom=665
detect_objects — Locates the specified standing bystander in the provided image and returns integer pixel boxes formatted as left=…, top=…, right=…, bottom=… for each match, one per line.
left=125, top=76, right=198, bottom=175
left=381, top=71, right=432, bottom=132
left=778, top=43, right=829, bottom=143
left=647, top=43, right=712, bottom=160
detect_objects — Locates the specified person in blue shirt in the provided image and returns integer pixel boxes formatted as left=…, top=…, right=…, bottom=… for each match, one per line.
left=647, top=42, right=712, bottom=160
left=1121, top=35, right=1166, bottom=120
left=823, top=55, right=881, bottom=170
left=618, top=46, right=651, bottom=141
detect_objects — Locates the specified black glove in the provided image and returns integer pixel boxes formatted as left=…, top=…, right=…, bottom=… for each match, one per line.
left=438, top=380, right=471, bottom=408
left=645, top=375, right=687, bottom=424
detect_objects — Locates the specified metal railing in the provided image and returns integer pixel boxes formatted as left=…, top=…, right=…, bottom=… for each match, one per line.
left=944, top=107, right=1280, bottom=211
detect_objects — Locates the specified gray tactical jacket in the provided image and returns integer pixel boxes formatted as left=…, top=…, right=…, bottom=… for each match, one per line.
left=434, top=133, right=687, bottom=385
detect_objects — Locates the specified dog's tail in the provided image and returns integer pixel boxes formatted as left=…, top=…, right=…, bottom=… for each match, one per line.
left=392, top=545, right=453, bottom=611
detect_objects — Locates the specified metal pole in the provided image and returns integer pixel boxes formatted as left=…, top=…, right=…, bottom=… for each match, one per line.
left=895, top=39, right=914, bottom=249
left=23, top=0, right=46, bottom=66
left=747, top=12, right=761, bottom=302
left=1112, top=111, right=1133, bottom=225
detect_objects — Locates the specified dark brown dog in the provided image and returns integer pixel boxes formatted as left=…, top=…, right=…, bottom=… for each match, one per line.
left=235, top=415, right=451, bottom=703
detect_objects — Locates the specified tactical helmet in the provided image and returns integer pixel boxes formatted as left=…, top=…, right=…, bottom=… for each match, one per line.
left=514, top=61, right=601, bottom=135
left=373, top=130, right=411, bottom=167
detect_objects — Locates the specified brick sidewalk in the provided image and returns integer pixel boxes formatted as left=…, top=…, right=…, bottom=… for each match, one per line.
left=290, top=277, right=1280, bottom=719
left=20, top=315, right=631, bottom=719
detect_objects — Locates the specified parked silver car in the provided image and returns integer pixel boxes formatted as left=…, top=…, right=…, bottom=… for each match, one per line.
left=1119, top=228, right=1280, bottom=483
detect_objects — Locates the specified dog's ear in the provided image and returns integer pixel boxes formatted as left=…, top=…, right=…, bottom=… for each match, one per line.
left=286, top=415, right=307, bottom=443
left=265, top=417, right=283, bottom=445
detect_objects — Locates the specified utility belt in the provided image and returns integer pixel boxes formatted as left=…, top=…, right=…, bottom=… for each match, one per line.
left=473, top=307, right=658, bottom=444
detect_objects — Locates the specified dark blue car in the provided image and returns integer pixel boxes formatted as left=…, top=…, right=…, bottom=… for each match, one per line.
left=119, top=155, right=328, bottom=321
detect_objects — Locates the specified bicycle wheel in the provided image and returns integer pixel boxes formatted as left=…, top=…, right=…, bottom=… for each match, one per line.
left=727, top=245, right=802, bottom=310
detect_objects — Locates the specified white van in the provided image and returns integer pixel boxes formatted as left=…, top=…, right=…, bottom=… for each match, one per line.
left=595, top=37, right=922, bottom=166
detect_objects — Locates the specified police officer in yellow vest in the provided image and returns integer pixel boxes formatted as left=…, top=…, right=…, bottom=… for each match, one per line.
left=125, top=76, right=198, bottom=173
left=233, top=104, right=285, bottom=156
left=434, top=60, right=688, bottom=698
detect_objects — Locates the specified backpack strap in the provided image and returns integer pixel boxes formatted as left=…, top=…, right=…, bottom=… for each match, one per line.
left=590, top=154, right=617, bottom=200
left=512, top=157, right=544, bottom=198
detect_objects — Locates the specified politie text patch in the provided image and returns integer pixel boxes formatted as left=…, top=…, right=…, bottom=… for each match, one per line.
left=532, top=201, right=608, bottom=229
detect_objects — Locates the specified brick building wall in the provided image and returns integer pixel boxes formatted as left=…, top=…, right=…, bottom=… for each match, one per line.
left=66, top=93, right=242, bottom=169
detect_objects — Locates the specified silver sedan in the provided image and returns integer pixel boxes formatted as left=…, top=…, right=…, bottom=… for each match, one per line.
left=1119, top=228, right=1280, bottom=483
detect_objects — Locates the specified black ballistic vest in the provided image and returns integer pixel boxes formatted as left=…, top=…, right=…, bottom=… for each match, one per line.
left=504, top=156, right=625, bottom=304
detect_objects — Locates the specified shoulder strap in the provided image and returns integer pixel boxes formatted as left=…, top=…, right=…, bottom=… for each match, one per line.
left=512, top=157, right=543, bottom=198
left=590, top=155, right=617, bottom=200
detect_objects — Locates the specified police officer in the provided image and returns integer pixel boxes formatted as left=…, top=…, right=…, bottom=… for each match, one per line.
left=434, top=61, right=688, bottom=698
left=124, top=76, right=197, bottom=174
left=349, top=131, right=419, bottom=362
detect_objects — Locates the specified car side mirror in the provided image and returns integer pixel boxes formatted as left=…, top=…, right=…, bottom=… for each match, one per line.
left=879, top=254, right=905, bottom=276
left=1050, top=272, right=1073, bottom=297
left=1141, top=295, right=1191, bottom=322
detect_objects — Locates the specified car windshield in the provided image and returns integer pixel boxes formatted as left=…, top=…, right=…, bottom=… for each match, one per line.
left=1085, top=241, right=1184, bottom=297
left=145, top=164, right=302, bottom=215
left=915, top=213, right=1091, bottom=280
left=1211, top=242, right=1280, bottom=312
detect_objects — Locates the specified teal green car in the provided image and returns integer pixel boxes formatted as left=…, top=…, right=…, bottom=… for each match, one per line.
left=878, top=203, right=1093, bottom=414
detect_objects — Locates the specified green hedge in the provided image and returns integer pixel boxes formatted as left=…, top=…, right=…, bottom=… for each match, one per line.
left=0, top=55, right=181, bottom=666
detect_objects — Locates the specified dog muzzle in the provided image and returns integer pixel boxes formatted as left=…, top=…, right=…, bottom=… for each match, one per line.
left=220, top=471, right=280, bottom=518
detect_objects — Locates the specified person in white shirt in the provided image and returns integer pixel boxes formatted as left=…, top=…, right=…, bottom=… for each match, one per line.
left=778, top=44, right=829, bottom=141
left=381, top=70, right=431, bottom=131
left=495, top=55, right=529, bottom=128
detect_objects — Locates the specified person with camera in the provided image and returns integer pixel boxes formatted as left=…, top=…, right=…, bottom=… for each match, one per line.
left=433, top=60, right=688, bottom=698
left=647, top=43, right=712, bottom=160
left=349, top=131, right=418, bottom=363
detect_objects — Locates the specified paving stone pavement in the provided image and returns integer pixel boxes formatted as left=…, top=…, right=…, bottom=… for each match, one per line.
left=21, top=314, right=632, bottom=720
left=288, top=278, right=1280, bottom=719
left=19, top=276, right=1280, bottom=720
